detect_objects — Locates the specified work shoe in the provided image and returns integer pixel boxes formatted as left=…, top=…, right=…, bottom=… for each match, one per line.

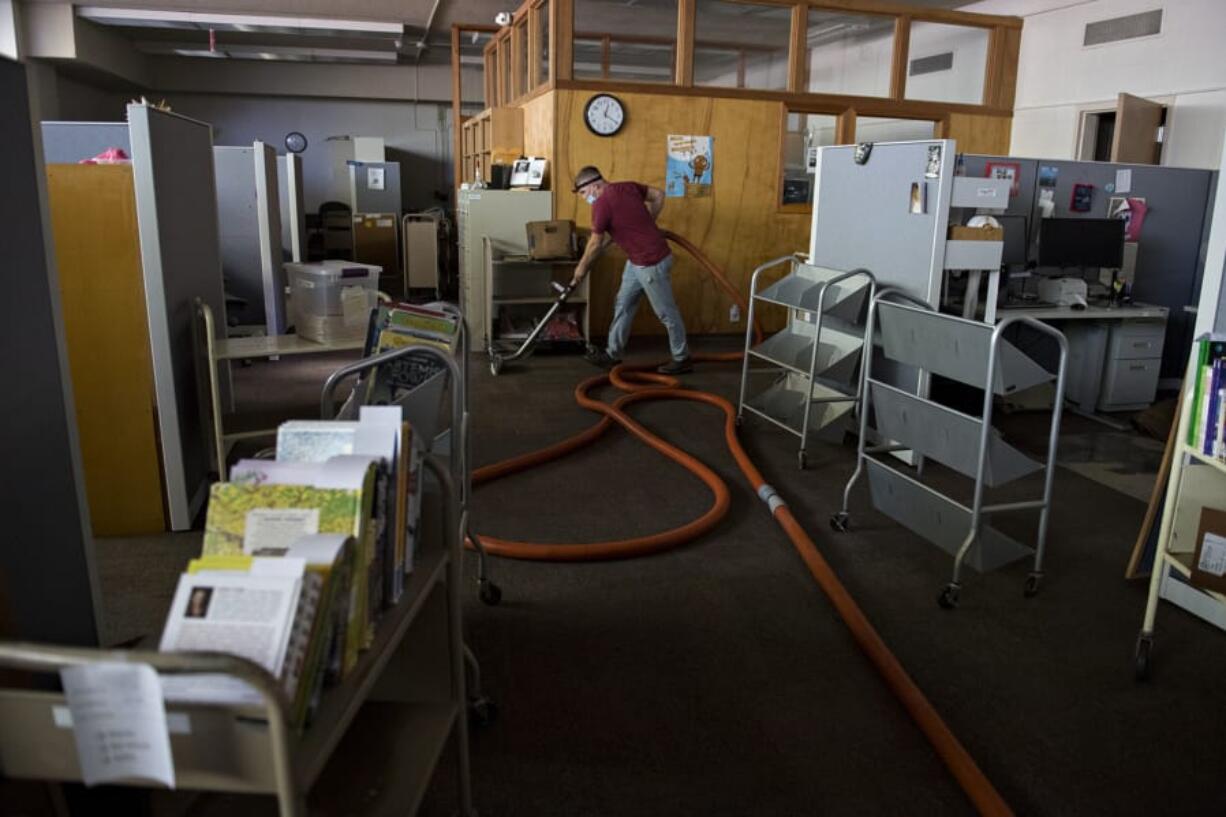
left=657, top=356, right=693, bottom=375
left=584, top=346, right=621, bottom=370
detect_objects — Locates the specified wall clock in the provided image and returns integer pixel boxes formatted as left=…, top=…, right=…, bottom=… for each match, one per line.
left=284, top=131, right=308, bottom=154
left=584, top=94, right=625, bottom=137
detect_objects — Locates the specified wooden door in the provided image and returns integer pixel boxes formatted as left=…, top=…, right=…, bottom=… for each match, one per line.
left=1110, top=92, right=1163, bottom=164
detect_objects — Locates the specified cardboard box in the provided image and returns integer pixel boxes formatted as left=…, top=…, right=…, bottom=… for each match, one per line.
left=354, top=213, right=400, bottom=297
left=526, top=220, right=576, bottom=260
left=948, top=224, right=1004, bottom=242
left=1189, top=507, right=1226, bottom=594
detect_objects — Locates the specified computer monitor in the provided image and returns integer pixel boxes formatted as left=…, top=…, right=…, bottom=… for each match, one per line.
left=1037, top=218, right=1124, bottom=269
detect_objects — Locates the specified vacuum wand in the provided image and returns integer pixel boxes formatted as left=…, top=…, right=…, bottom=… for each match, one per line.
left=488, top=279, right=581, bottom=376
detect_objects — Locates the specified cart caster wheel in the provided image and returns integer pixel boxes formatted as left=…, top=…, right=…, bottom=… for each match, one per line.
left=489, top=358, right=503, bottom=376
left=938, top=584, right=960, bottom=610
left=830, top=511, right=850, bottom=533
left=798, top=451, right=808, bottom=470
left=734, top=415, right=743, bottom=429
left=1024, top=572, right=1042, bottom=598
left=1134, top=635, right=1153, bottom=682
left=468, top=695, right=498, bottom=728
left=479, top=580, right=502, bottom=606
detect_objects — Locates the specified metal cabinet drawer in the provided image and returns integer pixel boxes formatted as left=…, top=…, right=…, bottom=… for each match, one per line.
left=1107, top=321, right=1166, bottom=361
left=1099, top=357, right=1161, bottom=411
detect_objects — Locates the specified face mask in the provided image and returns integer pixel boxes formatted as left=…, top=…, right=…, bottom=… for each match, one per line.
left=585, top=194, right=597, bottom=205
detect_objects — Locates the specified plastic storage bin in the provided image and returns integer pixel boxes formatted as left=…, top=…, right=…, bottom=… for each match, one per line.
left=286, top=260, right=381, bottom=343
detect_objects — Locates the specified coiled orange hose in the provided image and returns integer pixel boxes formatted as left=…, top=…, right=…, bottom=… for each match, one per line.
left=469, top=236, right=1014, bottom=816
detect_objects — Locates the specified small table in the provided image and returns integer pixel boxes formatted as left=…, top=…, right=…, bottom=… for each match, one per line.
left=197, top=300, right=365, bottom=474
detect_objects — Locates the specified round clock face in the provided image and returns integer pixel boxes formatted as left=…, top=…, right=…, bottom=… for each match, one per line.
left=584, top=94, right=625, bottom=137
left=284, top=131, right=308, bottom=154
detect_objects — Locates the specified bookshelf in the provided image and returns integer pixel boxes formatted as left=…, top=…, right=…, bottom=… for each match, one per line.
left=1135, top=342, right=1226, bottom=680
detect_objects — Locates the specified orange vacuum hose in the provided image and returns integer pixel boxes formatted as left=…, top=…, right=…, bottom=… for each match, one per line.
left=468, top=234, right=1013, bottom=816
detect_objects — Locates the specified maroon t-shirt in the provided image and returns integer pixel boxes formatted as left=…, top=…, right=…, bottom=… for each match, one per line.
left=591, top=182, right=670, bottom=267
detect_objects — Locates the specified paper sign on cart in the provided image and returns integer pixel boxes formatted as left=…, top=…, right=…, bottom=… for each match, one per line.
left=1197, top=531, right=1226, bottom=577
left=59, top=662, right=175, bottom=789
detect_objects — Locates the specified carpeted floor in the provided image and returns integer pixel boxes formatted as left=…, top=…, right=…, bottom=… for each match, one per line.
left=76, top=337, right=1226, bottom=816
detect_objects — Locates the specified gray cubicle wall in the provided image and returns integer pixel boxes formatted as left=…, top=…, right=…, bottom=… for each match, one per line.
left=128, top=104, right=227, bottom=530
left=964, top=154, right=1216, bottom=380
left=278, top=153, right=306, bottom=263
left=41, top=120, right=130, bottom=163
left=215, top=143, right=285, bottom=332
left=1, top=59, right=101, bottom=645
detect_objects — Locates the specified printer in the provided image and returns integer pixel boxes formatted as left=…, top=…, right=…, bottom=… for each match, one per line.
left=1037, top=276, right=1088, bottom=309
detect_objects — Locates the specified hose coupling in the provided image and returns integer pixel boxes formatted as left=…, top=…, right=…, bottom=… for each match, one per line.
left=756, top=484, right=787, bottom=515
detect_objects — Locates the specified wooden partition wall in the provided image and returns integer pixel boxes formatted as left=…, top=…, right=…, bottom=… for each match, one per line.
left=452, top=0, right=1024, bottom=337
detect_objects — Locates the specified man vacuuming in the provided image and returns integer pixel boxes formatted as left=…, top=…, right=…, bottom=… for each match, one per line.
left=570, top=165, right=692, bottom=375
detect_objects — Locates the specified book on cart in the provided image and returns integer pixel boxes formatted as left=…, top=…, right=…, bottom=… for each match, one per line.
left=158, top=534, right=354, bottom=729
left=360, top=302, right=459, bottom=405
left=276, top=408, right=422, bottom=601
left=204, top=458, right=378, bottom=672
left=1187, top=334, right=1226, bottom=458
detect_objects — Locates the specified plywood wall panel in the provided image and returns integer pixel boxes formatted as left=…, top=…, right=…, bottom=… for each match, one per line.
left=522, top=90, right=555, bottom=164
left=46, top=164, right=166, bottom=535
left=553, top=89, right=810, bottom=338
left=945, top=113, right=1011, bottom=155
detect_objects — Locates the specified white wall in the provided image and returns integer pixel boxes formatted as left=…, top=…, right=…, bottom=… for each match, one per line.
left=964, top=0, right=1226, bottom=168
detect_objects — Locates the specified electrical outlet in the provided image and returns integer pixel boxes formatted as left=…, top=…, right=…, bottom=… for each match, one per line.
left=729, top=304, right=741, bottom=323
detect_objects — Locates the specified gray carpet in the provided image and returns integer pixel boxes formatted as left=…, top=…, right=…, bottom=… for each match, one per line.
left=61, top=338, right=1226, bottom=816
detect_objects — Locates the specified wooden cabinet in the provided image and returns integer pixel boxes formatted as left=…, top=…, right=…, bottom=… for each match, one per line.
left=459, top=107, right=525, bottom=185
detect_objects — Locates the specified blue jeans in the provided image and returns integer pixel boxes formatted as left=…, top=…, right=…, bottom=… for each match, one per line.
left=606, top=254, right=689, bottom=361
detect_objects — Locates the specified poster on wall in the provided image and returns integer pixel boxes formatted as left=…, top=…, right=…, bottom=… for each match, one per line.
left=984, top=160, right=1021, bottom=197
left=666, top=135, right=713, bottom=198
left=1109, top=196, right=1148, bottom=241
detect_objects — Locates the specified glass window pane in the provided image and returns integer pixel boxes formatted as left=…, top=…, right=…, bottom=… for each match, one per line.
left=539, top=0, right=551, bottom=85
left=781, top=112, right=838, bottom=206
left=460, top=30, right=494, bottom=109
left=574, top=37, right=604, bottom=79
left=515, top=20, right=528, bottom=98
left=575, top=0, right=677, bottom=84
left=694, top=0, right=790, bottom=91
left=855, top=116, right=936, bottom=142
left=904, top=22, right=989, bottom=105
left=807, top=10, right=894, bottom=98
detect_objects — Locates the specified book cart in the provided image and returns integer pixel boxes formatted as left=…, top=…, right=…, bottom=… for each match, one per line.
left=0, top=343, right=478, bottom=817
left=1134, top=343, right=1226, bottom=680
left=832, top=289, right=1068, bottom=609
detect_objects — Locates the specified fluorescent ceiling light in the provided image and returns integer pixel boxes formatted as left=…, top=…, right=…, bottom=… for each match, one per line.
left=140, top=41, right=399, bottom=63
left=77, top=7, right=404, bottom=36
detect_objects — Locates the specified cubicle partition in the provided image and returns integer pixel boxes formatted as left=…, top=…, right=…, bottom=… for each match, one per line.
left=278, top=152, right=306, bottom=264
left=41, top=107, right=226, bottom=534
left=964, top=154, right=1217, bottom=381
left=1, top=58, right=101, bottom=645
left=215, top=142, right=286, bottom=333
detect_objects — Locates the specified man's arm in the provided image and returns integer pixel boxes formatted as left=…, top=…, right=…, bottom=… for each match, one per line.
left=571, top=231, right=610, bottom=285
left=644, top=186, right=665, bottom=221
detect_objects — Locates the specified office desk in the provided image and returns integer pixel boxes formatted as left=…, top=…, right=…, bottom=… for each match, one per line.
left=998, top=302, right=1169, bottom=413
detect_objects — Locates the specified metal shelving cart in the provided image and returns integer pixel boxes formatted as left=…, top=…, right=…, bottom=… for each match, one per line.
left=0, top=345, right=477, bottom=817
left=736, top=254, right=875, bottom=469
left=832, top=289, right=1068, bottom=608
left=483, top=236, right=589, bottom=366
left=1134, top=347, right=1226, bottom=679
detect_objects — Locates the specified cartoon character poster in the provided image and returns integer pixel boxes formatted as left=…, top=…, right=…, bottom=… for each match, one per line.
left=666, top=135, right=713, bottom=198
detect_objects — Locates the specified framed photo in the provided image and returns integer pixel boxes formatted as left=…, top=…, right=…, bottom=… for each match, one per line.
left=985, top=161, right=1022, bottom=197
left=510, top=157, right=547, bottom=189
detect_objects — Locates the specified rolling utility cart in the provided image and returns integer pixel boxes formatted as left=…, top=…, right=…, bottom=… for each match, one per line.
left=1134, top=345, right=1226, bottom=680
left=0, top=346, right=478, bottom=817
left=833, top=289, right=1068, bottom=608
left=736, top=254, right=875, bottom=469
